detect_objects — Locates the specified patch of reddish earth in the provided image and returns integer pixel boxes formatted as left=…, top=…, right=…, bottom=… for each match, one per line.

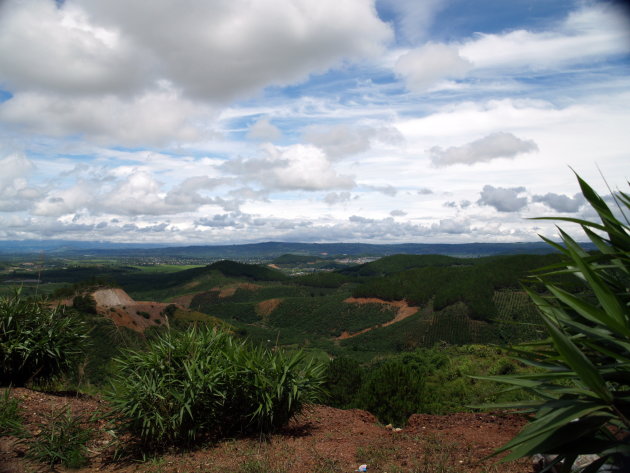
left=337, top=298, right=420, bottom=340
left=0, top=388, right=531, bottom=473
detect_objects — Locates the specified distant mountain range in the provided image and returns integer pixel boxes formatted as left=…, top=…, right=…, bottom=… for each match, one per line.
left=0, top=239, right=592, bottom=258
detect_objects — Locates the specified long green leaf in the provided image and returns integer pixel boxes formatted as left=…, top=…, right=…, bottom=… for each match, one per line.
left=540, top=314, right=612, bottom=403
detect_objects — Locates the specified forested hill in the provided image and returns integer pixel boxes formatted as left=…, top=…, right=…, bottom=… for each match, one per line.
left=0, top=240, right=576, bottom=257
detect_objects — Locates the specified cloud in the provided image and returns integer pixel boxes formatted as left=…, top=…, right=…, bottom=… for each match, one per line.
left=478, top=185, right=528, bottom=212
left=459, top=4, right=630, bottom=71
left=429, top=132, right=538, bottom=167
left=247, top=117, right=282, bottom=142
left=367, top=184, right=397, bottom=196
left=0, top=151, right=40, bottom=211
left=303, top=124, right=403, bottom=159
left=195, top=213, right=245, bottom=228
left=222, top=144, right=355, bottom=191
left=379, top=0, right=447, bottom=44
left=0, top=0, right=391, bottom=102
left=532, top=192, right=585, bottom=213
left=390, top=209, right=407, bottom=217
left=0, top=0, right=146, bottom=96
left=417, top=188, right=433, bottom=195
left=431, top=218, right=470, bottom=234
left=0, top=0, right=392, bottom=144
left=32, top=181, right=95, bottom=216
left=0, top=86, right=207, bottom=146
left=395, top=43, right=472, bottom=92
left=324, top=191, right=353, bottom=205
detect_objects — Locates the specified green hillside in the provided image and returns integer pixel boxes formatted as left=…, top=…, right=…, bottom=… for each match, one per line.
left=7, top=253, right=561, bottom=361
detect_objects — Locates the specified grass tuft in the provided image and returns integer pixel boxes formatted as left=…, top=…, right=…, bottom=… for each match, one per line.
left=27, top=408, right=93, bottom=469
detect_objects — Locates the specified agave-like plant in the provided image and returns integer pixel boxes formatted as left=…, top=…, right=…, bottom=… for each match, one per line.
left=108, top=327, right=325, bottom=448
left=0, top=289, right=89, bottom=386
left=480, top=174, right=630, bottom=472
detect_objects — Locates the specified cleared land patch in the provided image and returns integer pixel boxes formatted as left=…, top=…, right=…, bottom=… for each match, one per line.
left=211, top=283, right=262, bottom=298
left=336, top=297, right=419, bottom=340
left=256, top=298, right=283, bottom=317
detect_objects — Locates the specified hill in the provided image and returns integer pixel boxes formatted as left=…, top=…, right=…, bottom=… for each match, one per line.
left=7, top=252, right=562, bottom=361
left=0, top=239, right=577, bottom=258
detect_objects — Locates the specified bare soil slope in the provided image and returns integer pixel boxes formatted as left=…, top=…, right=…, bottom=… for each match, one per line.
left=1, top=388, right=530, bottom=473
left=92, top=288, right=169, bottom=333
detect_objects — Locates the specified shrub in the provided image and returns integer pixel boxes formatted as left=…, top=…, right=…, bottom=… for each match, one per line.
left=0, top=388, right=25, bottom=437
left=72, top=294, right=97, bottom=314
left=27, top=408, right=93, bottom=469
left=107, top=327, right=325, bottom=447
left=0, top=290, right=89, bottom=386
left=354, top=359, right=425, bottom=426
left=324, top=357, right=363, bottom=409
left=485, top=174, right=630, bottom=470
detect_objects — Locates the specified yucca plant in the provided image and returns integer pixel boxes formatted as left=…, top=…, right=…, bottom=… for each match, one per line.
left=108, top=327, right=325, bottom=448
left=0, top=290, right=89, bottom=386
left=480, top=174, right=630, bottom=471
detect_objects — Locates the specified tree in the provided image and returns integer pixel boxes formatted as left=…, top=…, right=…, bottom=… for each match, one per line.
left=482, top=174, right=630, bottom=471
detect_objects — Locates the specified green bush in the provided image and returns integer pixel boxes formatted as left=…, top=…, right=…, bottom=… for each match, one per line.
left=324, top=357, right=363, bottom=409
left=485, top=174, right=630, bottom=470
left=107, top=327, right=325, bottom=447
left=27, top=408, right=93, bottom=469
left=72, top=294, right=97, bottom=314
left=0, top=290, right=89, bottom=386
left=354, top=359, right=425, bottom=426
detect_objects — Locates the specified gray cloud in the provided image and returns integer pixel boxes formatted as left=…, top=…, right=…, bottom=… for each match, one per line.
left=431, top=218, right=470, bottom=234
left=367, top=184, right=397, bottom=196
left=417, top=187, right=433, bottom=195
left=395, top=43, right=472, bottom=92
left=0, top=0, right=391, bottom=101
left=390, top=209, right=407, bottom=216
left=247, top=117, right=282, bottom=142
left=430, top=132, right=539, bottom=167
left=532, top=192, right=585, bottom=213
left=478, top=185, right=528, bottom=212
left=303, top=124, right=403, bottom=160
left=195, top=213, right=245, bottom=228
left=324, top=192, right=353, bottom=205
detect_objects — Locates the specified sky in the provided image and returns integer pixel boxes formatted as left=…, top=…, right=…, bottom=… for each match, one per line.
left=0, top=0, right=628, bottom=245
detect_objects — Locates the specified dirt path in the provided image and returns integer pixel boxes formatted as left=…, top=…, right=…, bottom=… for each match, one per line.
left=336, top=297, right=419, bottom=340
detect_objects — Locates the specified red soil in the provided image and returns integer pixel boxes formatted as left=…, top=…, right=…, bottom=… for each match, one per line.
left=0, top=388, right=531, bottom=473
left=336, top=298, right=419, bottom=340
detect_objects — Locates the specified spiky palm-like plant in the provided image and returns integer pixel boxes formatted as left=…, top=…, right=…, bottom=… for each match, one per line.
left=481, top=174, right=630, bottom=472
left=108, top=327, right=325, bottom=448
left=0, top=290, right=89, bottom=386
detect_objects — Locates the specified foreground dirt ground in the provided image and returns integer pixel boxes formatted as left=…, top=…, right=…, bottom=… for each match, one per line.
left=1, top=388, right=530, bottom=473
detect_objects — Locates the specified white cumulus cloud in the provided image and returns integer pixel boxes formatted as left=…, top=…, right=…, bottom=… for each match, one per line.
left=223, top=144, right=355, bottom=191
